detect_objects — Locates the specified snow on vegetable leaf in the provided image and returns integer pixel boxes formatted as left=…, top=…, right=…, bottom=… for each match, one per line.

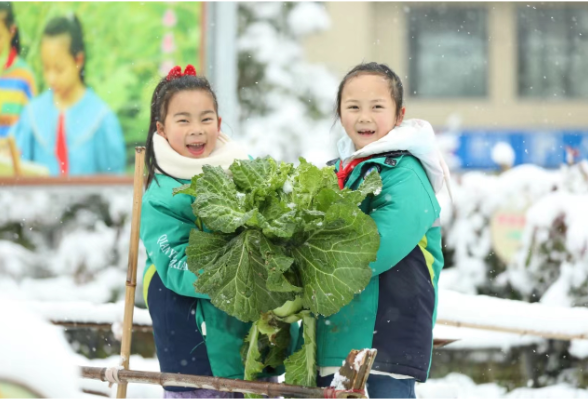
left=230, top=157, right=278, bottom=193
left=337, top=170, right=383, bottom=207
left=229, top=157, right=293, bottom=209
left=288, top=158, right=337, bottom=209
left=192, top=166, right=254, bottom=233
left=358, top=168, right=383, bottom=199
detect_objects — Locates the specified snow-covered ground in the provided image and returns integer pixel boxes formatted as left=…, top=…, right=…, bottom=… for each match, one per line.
left=418, top=374, right=588, bottom=399
left=2, top=291, right=587, bottom=398
left=0, top=297, right=83, bottom=398
left=7, top=288, right=588, bottom=353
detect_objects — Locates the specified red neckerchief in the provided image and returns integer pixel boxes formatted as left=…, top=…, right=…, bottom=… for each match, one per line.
left=336, top=156, right=370, bottom=189
left=55, top=113, right=69, bottom=176
left=3, top=47, right=17, bottom=70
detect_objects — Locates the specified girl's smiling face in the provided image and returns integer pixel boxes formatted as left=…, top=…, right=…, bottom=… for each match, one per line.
left=340, top=74, right=405, bottom=150
left=156, top=89, right=220, bottom=159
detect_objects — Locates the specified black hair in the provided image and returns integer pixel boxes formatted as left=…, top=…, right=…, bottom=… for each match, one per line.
left=43, top=14, right=85, bottom=83
left=335, top=62, right=404, bottom=118
left=0, top=2, right=20, bottom=54
left=145, top=73, right=219, bottom=189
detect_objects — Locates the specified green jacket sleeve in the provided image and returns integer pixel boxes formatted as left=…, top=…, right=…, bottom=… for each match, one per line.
left=140, top=195, right=210, bottom=299
left=367, top=164, right=438, bottom=276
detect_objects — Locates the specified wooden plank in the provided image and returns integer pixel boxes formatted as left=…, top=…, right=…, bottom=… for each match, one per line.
left=437, top=319, right=588, bottom=341
left=51, top=320, right=459, bottom=347
left=0, top=175, right=134, bottom=187
left=52, top=321, right=153, bottom=332
left=433, top=338, right=460, bottom=348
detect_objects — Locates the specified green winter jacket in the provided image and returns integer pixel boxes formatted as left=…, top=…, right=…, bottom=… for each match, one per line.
left=141, top=174, right=250, bottom=379
left=317, top=153, right=444, bottom=381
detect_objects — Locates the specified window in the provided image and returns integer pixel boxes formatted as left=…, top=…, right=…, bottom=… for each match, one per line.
left=408, top=7, right=488, bottom=98
left=518, top=6, right=588, bottom=99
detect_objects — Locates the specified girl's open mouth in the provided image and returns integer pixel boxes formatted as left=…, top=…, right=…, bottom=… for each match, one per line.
left=358, top=130, right=375, bottom=136
left=186, top=143, right=206, bottom=156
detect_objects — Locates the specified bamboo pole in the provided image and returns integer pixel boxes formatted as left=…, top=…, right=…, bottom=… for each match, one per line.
left=83, top=367, right=363, bottom=399
left=116, top=147, right=146, bottom=399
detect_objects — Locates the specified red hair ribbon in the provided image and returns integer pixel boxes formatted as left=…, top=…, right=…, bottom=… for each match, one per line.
left=166, top=64, right=197, bottom=81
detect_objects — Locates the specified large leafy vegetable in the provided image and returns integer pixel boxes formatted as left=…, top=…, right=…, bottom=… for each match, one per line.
left=176, top=156, right=381, bottom=392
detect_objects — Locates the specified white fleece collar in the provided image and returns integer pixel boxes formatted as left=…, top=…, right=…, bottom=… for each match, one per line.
left=153, top=132, right=249, bottom=179
left=337, top=119, right=453, bottom=200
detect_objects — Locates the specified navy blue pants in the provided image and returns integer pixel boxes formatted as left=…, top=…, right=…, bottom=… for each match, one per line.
left=147, top=273, right=213, bottom=392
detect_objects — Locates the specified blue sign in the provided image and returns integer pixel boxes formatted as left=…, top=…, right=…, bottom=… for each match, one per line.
left=454, top=130, right=588, bottom=170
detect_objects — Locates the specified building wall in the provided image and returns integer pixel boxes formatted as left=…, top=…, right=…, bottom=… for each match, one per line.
left=303, top=2, right=588, bottom=130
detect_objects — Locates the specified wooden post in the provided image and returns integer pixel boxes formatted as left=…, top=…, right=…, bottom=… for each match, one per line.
left=116, top=147, right=146, bottom=399
left=335, top=349, right=377, bottom=395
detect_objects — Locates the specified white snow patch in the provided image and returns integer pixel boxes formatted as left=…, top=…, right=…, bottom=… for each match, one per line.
left=288, top=2, right=330, bottom=37
left=353, top=349, right=368, bottom=371
left=283, top=180, right=293, bottom=194
left=417, top=373, right=507, bottom=398
left=491, top=141, right=516, bottom=168
left=434, top=323, right=543, bottom=351
left=418, top=373, right=588, bottom=399
left=569, top=340, right=588, bottom=359
left=13, top=300, right=152, bottom=326
left=0, top=297, right=83, bottom=398
left=329, top=371, right=349, bottom=390
left=438, top=289, right=588, bottom=340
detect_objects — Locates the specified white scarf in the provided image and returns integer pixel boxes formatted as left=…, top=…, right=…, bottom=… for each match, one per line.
left=337, top=119, right=453, bottom=201
left=153, top=132, right=249, bottom=179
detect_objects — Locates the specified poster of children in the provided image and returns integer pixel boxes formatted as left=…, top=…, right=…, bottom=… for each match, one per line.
left=0, top=2, right=202, bottom=176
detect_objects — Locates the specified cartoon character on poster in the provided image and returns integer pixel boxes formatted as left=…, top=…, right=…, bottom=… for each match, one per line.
left=10, top=14, right=125, bottom=176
